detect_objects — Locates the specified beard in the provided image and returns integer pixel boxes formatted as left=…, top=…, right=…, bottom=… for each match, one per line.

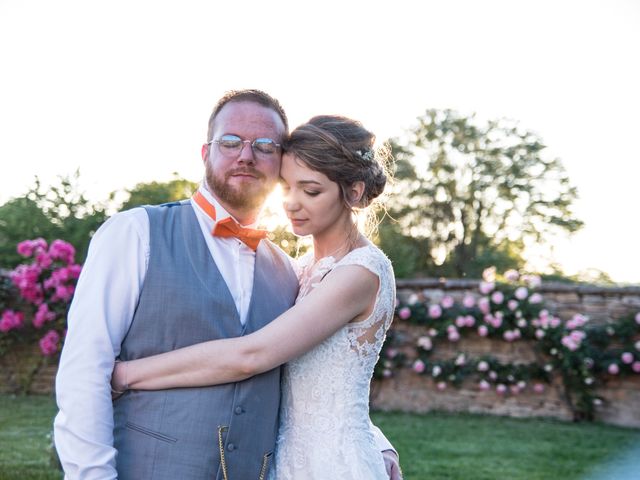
left=205, top=161, right=274, bottom=211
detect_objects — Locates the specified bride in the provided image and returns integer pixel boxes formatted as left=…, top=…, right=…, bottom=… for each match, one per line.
left=112, top=115, right=400, bottom=480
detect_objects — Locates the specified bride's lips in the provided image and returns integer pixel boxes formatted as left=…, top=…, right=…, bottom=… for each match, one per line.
left=289, top=218, right=308, bottom=227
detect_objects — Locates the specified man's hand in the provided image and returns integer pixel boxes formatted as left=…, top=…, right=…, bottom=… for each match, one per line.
left=382, top=449, right=403, bottom=480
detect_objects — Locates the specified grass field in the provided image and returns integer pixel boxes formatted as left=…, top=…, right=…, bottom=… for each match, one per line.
left=1, top=394, right=639, bottom=479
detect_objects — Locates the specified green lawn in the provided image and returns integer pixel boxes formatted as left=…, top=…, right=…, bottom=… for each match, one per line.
left=1, top=394, right=639, bottom=480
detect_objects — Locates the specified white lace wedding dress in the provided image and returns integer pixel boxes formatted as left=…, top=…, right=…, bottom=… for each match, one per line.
left=269, top=245, right=396, bottom=480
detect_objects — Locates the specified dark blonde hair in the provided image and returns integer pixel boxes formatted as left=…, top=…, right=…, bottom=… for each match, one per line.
left=284, top=115, right=390, bottom=210
left=206, top=89, right=289, bottom=142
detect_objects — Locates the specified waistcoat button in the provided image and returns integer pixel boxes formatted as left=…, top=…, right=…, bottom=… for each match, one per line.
left=227, top=443, right=235, bottom=452
left=234, top=406, right=244, bottom=414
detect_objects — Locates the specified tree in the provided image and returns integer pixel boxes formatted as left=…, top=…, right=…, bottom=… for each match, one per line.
left=381, top=109, right=583, bottom=278
left=0, top=172, right=107, bottom=267
left=118, top=174, right=198, bottom=211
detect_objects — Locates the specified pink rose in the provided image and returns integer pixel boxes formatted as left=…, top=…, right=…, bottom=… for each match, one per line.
left=515, top=287, right=528, bottom=300
left=632, top=362, right=640, bottom=373
left=608, top=363, right=620, bottom=375
left=33, top=303, right=56, bottom=328
left=49, top=239, right=76, bottom=264
left=0, top=310, right=24, bottom=332
left=621, top=352, right=634, bottom=364
left=448, top=330, right=460, bottom=342
left=383, top=369, right=392, bottom=378
left=504, top=269, right=519, bottom=282
left=635, top=312, right=640, bottom=325
left=503, top=330, right=515, bottom=342
left=385, top=348, right=398, bottom=359
left=561, top=336, right=578, bottom=351
left=479, top=282, right=495, bottom=295
left=491, top=291, right=504, bottom=305
left=508, top=300, right=519, bottom=311
left=535, top=329, right=545, bottom=339
left=429, top=304, right=442, bottom=319
left=477, top=361, right=489, bottom=372
left=455, top=316, right=466, bottom=328
left=464, top=315, right=476, bottom=327
left=36, top=252, right=53, bottom=269
left=398, top=307, right=411, bottom=320
left=39, top=329, right=60, bottom=356
left=441, top=295, right=455, bottom=309
left=32, top=238, right=48, bottom=255
left=17, top=240, right=35, bottom=257
left=478, top=297, right=491, bottom=314
left=436, top=381, right=447, bottom=391
left=463, top=295, right=475, bottom=308
left=529, top=293, right=543, bottom=304
left=496, top=384, right=507, bottom=395
left=570, top=330, right=586, bottom=343
left=479, top=380, right=491, bottom=391
left=477, top=325, right=489, bottom=337
left=412, top=360, right=426, bottom=374
left=533, top=383, right=545, bottom=394
left=417, top=336, right=432, bottom=351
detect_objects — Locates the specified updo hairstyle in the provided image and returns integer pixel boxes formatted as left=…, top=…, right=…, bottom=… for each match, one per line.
left=284, top=115, right=391, bottom=210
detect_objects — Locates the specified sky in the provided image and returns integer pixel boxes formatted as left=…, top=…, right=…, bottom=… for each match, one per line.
left=1, top=0, right=639, bottom=283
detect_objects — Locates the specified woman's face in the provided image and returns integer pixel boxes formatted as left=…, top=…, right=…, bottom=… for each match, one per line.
left=280, top=153, right=349, bottom=237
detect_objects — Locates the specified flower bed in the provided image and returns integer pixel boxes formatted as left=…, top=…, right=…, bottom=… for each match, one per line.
left=373, top=269, right=640, bottom=426
left=0, top=238, right=80, bottom=393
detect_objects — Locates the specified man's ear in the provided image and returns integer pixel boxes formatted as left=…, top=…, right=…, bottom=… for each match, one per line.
left=201, top=143, right=209, bottom=164
left=348, top=181, right=365, bottom=207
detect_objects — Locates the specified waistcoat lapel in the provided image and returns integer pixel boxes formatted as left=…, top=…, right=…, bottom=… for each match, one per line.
left=181, top=204, right=242, bottom=333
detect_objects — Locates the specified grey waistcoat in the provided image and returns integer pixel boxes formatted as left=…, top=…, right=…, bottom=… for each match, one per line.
left=113, top=201, right=298, bottom=480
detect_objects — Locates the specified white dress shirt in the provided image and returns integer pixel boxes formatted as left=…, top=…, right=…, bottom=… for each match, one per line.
left=53, top=185, right=393, bottom=479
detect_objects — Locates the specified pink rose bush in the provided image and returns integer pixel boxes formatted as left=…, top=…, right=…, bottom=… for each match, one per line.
left=379, top=267, right=640, bottom=421
left=1, top=238, right=81, bottom=357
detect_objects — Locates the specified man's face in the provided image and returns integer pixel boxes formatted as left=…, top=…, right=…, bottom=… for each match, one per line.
left=203, top=101, right=285, bottom=214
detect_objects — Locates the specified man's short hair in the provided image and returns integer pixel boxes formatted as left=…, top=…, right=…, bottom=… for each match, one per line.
left=207, top=89, right=288, bottom=142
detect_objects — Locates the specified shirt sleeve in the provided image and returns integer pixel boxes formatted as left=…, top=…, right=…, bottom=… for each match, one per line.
left=53, top=208, right=149, bottom=479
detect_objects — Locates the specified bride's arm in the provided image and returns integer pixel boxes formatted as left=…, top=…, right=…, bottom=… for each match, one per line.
left=113, top=264, right=378, bottom=391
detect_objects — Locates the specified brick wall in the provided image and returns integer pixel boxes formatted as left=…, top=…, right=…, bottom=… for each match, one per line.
left=371, top=279, right=640, bottom=428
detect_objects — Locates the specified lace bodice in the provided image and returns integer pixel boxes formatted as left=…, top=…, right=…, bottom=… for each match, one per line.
left=270, top=245, right=395, bottom=480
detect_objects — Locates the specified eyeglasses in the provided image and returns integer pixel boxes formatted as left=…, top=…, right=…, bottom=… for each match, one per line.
left=209, top=134, right=281, bottom=157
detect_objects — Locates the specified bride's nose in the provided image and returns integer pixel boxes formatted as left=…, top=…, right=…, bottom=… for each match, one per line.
left=282, top=195, right=300, bottom=212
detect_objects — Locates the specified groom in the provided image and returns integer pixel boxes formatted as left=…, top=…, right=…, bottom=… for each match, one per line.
left=54, top=89, right=401, bottom=479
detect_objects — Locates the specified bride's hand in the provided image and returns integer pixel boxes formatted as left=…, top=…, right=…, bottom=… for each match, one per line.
left=382, top=449, right=403, bottom=480
left=111, top=360, right=128, bottom=400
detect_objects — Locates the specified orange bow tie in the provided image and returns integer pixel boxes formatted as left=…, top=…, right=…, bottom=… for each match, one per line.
left=212, top=217, right=267, bottom=251
left=193, top=190, right=267, bottom=251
